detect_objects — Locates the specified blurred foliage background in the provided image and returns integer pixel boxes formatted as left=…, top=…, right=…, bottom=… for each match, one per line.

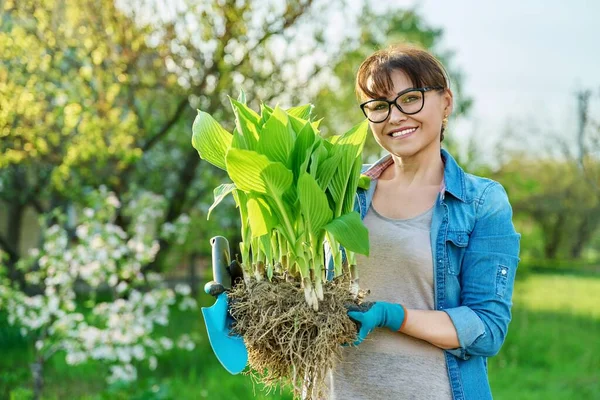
left=1, top=0, right=599, bottom=399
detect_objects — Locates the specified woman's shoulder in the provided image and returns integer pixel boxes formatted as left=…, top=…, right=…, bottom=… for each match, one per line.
left=457, top=172, right=516, bottom=230
left=461, top=171, right=510, bottom=205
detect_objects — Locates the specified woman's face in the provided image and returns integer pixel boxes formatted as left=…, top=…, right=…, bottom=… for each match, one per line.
left=365, top=69, right=453, bottom=159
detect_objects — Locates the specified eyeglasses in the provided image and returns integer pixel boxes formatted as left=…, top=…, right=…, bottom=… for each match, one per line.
left=359, top=86, right=444, bottom=123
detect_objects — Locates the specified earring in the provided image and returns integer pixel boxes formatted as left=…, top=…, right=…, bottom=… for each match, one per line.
left=442, top=114, right=449, bottom=131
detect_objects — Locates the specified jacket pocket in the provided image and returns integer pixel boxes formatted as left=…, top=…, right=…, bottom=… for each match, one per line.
left=446, top=230, right=469, bottom=275
left=496, top=264, right=510, bottom=298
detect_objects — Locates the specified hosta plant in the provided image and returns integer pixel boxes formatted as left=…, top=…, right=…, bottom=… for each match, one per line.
left=192, top=91, right=370, bottom=399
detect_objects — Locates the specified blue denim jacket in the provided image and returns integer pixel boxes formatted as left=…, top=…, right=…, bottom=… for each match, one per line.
left=327, top=149, right=521, bottom=400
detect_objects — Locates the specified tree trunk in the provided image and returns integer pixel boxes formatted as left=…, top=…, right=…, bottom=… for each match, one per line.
left=30, top=356, right=44, bottom=400
left=189, top=252, right=198, bottom=297
left=543, top=214, right=566, bottom=259
left=570, top=211, right=600, bottom=258
left=6, top=189, right=25, bottom=288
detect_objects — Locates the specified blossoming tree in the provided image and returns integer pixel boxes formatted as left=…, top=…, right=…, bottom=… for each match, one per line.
left=0, top=186, right=196, bottom=400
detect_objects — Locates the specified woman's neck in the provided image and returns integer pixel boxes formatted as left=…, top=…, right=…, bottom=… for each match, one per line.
left=385, top=146, right=444, bottom=188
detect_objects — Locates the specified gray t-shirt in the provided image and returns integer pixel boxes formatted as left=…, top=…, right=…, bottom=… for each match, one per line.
left=328, top=204, right=452, bottom=400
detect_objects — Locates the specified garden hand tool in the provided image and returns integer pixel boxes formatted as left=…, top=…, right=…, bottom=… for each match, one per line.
left=201, top=236, right=248, bottom=374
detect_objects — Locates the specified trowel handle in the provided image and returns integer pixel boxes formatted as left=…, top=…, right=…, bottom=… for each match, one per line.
left=205, top=236, right=231, bottom=296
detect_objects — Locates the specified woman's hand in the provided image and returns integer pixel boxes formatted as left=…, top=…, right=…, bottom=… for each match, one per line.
left=346, top=301, right=407, bottom=345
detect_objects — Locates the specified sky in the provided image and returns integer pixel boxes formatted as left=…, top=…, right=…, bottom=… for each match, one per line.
left=368, top=0, right=600, bottom=159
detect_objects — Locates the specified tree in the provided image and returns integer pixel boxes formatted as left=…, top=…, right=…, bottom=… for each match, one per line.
left=0, top=0, right=333, bottom=277
left=0, top=0, right=185, bottom=282
left=575, top=88, right=600, bottom=195
left=494, top=154, right=600, bottom=260
left=1, top=0, right=468, bottom=278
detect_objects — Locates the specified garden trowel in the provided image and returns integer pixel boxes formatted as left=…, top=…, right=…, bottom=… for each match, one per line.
left=201, top=236, right=248, bottom=374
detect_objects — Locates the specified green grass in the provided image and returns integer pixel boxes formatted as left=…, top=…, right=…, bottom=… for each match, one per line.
left=1, top=274, right=599, bottom=399
left=489, top=274, right=600, bottom=399
left=513, top=274, right=600, bottom=319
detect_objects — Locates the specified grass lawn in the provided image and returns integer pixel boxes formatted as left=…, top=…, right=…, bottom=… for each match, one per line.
left=1, top=273, right=599, bottom=399
left=489, top=274, right=600, bottom=399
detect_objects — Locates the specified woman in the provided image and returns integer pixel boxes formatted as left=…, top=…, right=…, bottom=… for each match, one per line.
left=327, top=44, right=521, bottom=399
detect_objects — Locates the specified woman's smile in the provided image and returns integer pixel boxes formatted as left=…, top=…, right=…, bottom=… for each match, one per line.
left=388, top=126, right=418, bottom=139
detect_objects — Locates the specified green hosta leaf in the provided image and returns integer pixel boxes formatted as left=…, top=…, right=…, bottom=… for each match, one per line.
left=257, top=106, right=295, bottom=165
left=287, top=114, right=304, bottom=133
left=237, top=88, right=247, bottom=104
left=260, top=104, right=274, bottom=125
left=312, top=118, right=323, bottom=129
left=233, top=189, right=250, bottom=265
left=283, top=186, right=298, bottom=209
left=337, top=119, right=369, bottom=156
left=231, top=128, right=248, bottom=150
left=342, top=155, right=362, bottom=215
left=247, top=195, right=277, bottom=238
left=226, top=148, right=293, bottom=196
left=322, top=139, right=333, bottom=154
left=309, top=142, right=328, bottom=178
left=316, top=151, right=341, bottom=191
left=287, top=104, right=314, bottom=120
left=291, top=122, right=317, bottom=181
left=298, top=173, right=333, bottom=234
left=328, top=120, right=369, bottom=211
left=191, top=111, right=232, bottom=170
left=207, top=183, right=237, bottom=220
left=230, top=97, right=261, bottom=150
left=327, top=135, right=342, bottom=145
left=358, top=174, right=371, bottom=190
left=290, top=114, right=321, bottom=134
left=325, top=211, right=369, bottom=256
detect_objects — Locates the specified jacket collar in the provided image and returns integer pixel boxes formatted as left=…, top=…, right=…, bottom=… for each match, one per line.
left=361, top=148, right=467, bottom=202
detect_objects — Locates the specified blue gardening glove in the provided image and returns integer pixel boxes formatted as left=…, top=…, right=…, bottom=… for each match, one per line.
left=346, top=301, right=406, bottom=345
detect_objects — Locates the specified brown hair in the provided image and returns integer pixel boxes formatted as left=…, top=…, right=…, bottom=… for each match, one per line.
left=355, top=44, right=450, bottom=140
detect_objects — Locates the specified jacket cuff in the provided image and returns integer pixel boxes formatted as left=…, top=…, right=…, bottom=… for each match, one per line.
left=444, top=306, right=486, bottom=360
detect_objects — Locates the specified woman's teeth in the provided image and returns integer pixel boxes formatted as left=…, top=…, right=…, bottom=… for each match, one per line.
left=390, top=127, right=417, bottom=138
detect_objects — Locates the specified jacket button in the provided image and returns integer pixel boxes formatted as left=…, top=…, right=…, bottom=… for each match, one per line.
left=501, top=269, right=507, bottom=275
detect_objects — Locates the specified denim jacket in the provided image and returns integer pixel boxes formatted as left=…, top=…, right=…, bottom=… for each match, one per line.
left=327, top=149, right=521, bottom=400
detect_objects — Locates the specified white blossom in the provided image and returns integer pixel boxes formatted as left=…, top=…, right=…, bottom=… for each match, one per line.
left=66, top=352, right=87, bottom=365
left=116, top=281, right=128, bottom=294
left=0, top=187, right=198, bottom=387
left=179, top=297, right=197, bottom=311
left=106, top=193, right=121, bottom=208
left=108, top=364, right=137, bottom=384
left=159, top=337, right=173, bottom=351
left=28, top=248, right=40, bottom=258
left=149, top=356, right=158, bottom=371
left=177, top=334, right=195, bottom=351
left=175, top=284, right=191, bottom=296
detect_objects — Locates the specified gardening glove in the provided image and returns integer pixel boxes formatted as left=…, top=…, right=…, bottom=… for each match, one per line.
left=346, top=301, right=406, bottom=345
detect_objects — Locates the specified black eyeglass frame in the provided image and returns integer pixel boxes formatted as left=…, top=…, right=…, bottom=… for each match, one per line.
left=359, top=86, right=445, bottom=123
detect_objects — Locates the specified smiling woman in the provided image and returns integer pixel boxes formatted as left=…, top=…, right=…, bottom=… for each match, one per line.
left=327, top=44, right=521, bottom=400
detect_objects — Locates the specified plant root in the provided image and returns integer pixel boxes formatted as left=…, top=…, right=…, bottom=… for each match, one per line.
left=228, top=275, right=359, bottom=400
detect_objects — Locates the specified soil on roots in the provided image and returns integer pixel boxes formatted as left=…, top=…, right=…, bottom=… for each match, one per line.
left=228, top=276, right=358, bottom=400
